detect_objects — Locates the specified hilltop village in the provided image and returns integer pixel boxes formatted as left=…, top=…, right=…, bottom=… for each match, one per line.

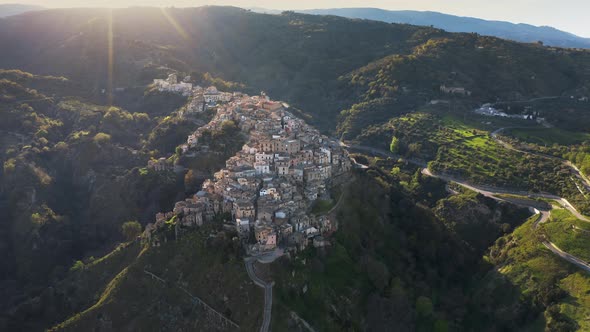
left=145, top=79, right=352, bottom=254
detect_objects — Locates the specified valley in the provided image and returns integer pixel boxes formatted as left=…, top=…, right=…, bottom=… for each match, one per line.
left=1, top=5, right=590, bottom=332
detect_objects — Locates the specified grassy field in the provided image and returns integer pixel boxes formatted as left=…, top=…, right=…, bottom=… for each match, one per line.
left=559, top=272, right=590, bottom=331
left=495, top=217, right=567, bottom=288
left=488, top=216, right=590, bottom=331
left=506, top=127, right=590, bottom=146
left=433, top=124, right=563, bottom=189
left=541, top=208, right=590, bottom=262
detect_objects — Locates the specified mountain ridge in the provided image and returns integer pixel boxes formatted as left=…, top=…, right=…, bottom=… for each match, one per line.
left=296, top=7, right=590, bottom=49
left=0, top=4, right=44, bottom=17
left=2, top=6, right=590, bottom=331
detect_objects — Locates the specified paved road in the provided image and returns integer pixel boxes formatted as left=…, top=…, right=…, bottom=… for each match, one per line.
left=245, top=257, right=274, bottom=332
left=250, top=248, right=284, bottom=264
left=509, top=96, right=561, bottom=103
left=532, top=211, right=590, bottom=273
left=343, top=136, right=590, bottom=273
left=422, top=166, right=590, bottom=223
left=424, top=168, right=590, bottom=273
left=342, top=140, right=590, bottom=221
left=541, top=240, right=590, bottom=273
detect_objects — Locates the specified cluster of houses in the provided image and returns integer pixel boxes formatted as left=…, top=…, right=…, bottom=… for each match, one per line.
left=182, top=86, right=234, bottom=117
left=153, top=73, right=233, bottom=108
left=153, top=73, right=194, bottom=96
left=153, top=73, right=235, bottom=118
left=144, top=88, right=352, bottom=254
left=474, top=104, right=517, bottom=118
left=474, top=103, right=547, bottom=124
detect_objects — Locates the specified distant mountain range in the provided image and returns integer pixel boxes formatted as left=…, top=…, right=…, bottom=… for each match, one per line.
left=0, top=4, right=44, bottom=17
left=3, top=4, right=588, bottom=48
left=252, top=7, right=590, bottom=49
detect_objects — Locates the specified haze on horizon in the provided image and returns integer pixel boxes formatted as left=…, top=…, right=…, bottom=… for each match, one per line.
left=2, top=0, right=590, bottom=38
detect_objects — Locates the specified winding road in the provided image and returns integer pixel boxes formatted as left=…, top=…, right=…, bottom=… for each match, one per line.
left=244, top=256, right=277, bottom=332
left=531, top=210, right=590, bottom=273
left=340, top=136, right=590, bottom=273
left=423, top=168, right=590, bottom=273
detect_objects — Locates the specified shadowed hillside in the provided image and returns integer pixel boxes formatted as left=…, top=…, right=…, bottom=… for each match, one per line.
left=2, top=6, right=590, bottom=332
left=1, top=7, right=589, bottom=131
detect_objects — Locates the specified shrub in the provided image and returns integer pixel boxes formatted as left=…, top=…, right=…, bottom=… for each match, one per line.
left=70, top=260, right=84, bottom=272
left=93, top=132, right=112, bottom=145
left=121, top=221, right=142, bottom=241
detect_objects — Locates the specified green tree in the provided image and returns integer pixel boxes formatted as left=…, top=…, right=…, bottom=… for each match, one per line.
left=93, top=132, right=111, bottom=145
left=3, top=158, right=16, bottom=173
left=416, top=296, right=433, bottom=317
left=365, top=257, right=390, bottom=291
left=70, top=260, right=84, bottom=272
left=54, top=141, right=68, bottom=151
left=121, top=221, right=142, bottom=241
left=390, top=136, right=400, bottom=154
left=434, top=319, right=449, bottom=332
left=408, top=142, right=422, bottom=156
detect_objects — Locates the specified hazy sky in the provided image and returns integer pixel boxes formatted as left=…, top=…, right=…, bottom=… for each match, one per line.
left=4, top=0, right=590, bottom=37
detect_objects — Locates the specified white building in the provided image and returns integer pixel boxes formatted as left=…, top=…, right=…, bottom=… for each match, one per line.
left=320, top=147, right=332, bottom=164
left=153, top=73, right=193, bottom=96
left=255, top=152, right=274, bottom=163
left=203, top=86, right=231, bottom=103
left=242, top=144, right=258, bottom=155
left=254, top=162, right=271, bottom=175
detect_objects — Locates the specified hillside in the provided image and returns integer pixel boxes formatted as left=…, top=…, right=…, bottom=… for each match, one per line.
left=2, top=6, right=590, bottom=332
left=269, top=169, right=537, bottom=331
left=4, top=226, right=262, bottom=332
left=0, top=7, right=588, bottom=131
left=0, top=69, right=222, bottom=321
left=300, top=8, right=590, bottom=49
left=0, top=4, right=43, bottom=17
left=0, top=6, right=440, bottom=129
left=4, top=165, right=541, bottom=331
left=0, top=68, right=542, bottom=332
left=486, top=214, right=590, bottom=331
